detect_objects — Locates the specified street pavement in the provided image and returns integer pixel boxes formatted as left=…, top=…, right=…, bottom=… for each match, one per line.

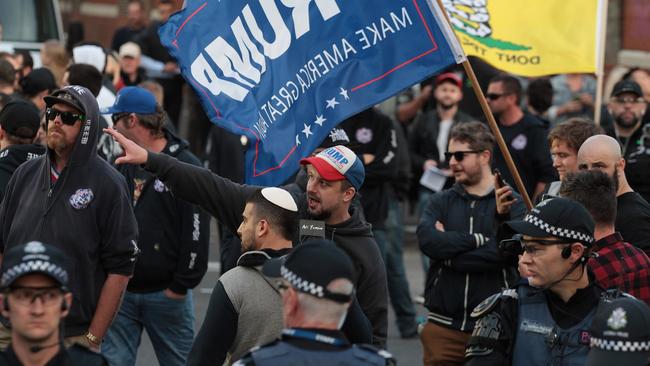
left=135, top=217, right=428, bottom=365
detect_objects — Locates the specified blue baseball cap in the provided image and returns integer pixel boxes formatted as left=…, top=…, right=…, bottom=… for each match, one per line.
left=101, top=86, right=157, bottom=115
left=300, top=145, right=365, bottom=191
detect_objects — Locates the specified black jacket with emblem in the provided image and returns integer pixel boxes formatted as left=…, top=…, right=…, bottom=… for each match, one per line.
left=0, top=143, right=46, bottom=201
left=117, top=129, right=209, bottom=294
left=0, top=85, right=139, bottom=337
left=143, top=152, right=389, bottom=347
left=417, top=183, right=526, bottom=332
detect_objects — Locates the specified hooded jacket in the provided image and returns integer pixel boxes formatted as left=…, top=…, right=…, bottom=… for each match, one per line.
left=0, top=143, right=46, bottom=201
left=144, top=152, right=389, bottom=347
left=417, top=183, right=526, bottom=332
left=0, top=85, right=139, bottom=336
left=117, top=130, right=209, bottom=294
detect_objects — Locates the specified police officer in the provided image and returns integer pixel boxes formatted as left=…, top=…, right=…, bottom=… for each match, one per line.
left=0, top=241, right=107, bottom=365
left=234, top=240, right=395, bottom=366
left=465, top=197, right=612, bottom=365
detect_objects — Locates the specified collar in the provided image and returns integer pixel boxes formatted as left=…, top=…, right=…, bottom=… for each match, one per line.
left=236, top=248, right=292, bottom=267
left=281, top=328, right=349, bottom=346
left=592, top=232, right=624, bottom=252
left=5, top=344, right=67, bottom=366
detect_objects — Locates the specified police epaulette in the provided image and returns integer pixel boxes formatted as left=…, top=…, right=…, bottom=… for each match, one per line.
left=471, top=289, right=518, bottom=318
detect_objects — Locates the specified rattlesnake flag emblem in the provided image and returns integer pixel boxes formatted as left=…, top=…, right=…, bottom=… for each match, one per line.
left=441, top=0, right=602, bottom=77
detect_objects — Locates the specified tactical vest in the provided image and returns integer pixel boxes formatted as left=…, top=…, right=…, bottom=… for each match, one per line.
left=250, top=341, right=386, bottom=366
left=512, top=286, right=594, bottom=366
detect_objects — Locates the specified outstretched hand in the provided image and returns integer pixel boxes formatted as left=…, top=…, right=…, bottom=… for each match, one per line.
left=103, top=128, right=148, bottom=165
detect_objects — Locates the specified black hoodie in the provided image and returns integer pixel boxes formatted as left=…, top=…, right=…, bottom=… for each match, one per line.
left=0, top=143, right=46, bottom=201
left=0, top=85, right=139, bottom=336
left=144, top=152, right=389, bottom=347
left=117, top=130, right=209, bottom=294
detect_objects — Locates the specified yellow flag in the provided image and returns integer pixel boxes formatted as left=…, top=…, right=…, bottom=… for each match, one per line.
left=442, top=0, right=602, bottom=76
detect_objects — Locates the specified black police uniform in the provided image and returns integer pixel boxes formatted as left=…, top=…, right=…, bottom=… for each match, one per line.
left=0, top=343, right=107, bottom=365
left=233, top=328, right=395, bottom=366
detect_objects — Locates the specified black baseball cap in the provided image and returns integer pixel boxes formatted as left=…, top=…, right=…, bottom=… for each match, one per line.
left=1, top=241, right=70, bottom=291
left=19, top=68, right=57, bottom=97
left=43, top=86, right=88, bottom=114
left=587, top=296, right=650, bottom=366
left=505, top=197, right=595, bottom=245
left=611, top=80, right=643, bottom=98
left=0, top=100, right=41, bottom=138
left=263, top=239, right=355, bottom=303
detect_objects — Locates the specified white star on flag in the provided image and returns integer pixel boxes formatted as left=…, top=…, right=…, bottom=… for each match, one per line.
left=295, top=135, right=301, bottom=146
left=302, top=123, right=313, bottom=138
left=314, top=115, right=326, bottom=126
left=339, top=87, right=349, bottom=100
left=326, top=97, right=339, bottom=109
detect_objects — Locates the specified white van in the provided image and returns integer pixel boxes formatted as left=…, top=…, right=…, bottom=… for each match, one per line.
left=0, top=0, right=64, bottom=66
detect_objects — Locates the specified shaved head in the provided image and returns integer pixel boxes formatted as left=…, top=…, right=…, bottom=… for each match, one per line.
left=577, top=135, right=627, bottom=194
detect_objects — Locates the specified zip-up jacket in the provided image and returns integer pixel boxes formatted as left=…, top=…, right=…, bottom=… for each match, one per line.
left=0, top=143, right=46, bottom=201
left=144, top=152, right=389, bottom=347
left=417, top=183, right=526, bottom=332
left=117, top=130, right=209, bottom=294
left=0, top=85, right=139, bottom=336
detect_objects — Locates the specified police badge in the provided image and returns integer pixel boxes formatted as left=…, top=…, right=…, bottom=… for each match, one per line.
left=69, top=188, right=94, bottom=210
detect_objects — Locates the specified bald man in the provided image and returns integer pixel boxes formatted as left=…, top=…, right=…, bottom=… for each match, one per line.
left=578, top=135, right=650, bottom=255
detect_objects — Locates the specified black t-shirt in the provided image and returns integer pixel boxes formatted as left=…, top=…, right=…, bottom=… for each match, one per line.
left=492, top=112, right=556, bottom=197
left=616, top=192, right=650, bottom=256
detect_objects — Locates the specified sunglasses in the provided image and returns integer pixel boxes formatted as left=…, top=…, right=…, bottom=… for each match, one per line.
left=46, top=108, right=84, bottom=126
left=444, top=150, right=481, bottom=162
left=111, top=113, right=131, bottom=124
left=486, top=93, right=509, bottom=101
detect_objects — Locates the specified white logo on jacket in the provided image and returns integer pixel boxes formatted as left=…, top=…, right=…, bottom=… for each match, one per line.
left=69, top=188, right=94, bottom=209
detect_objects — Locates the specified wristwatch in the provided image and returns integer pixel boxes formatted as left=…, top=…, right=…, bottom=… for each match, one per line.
left=85, top=331, right=101, bottom=345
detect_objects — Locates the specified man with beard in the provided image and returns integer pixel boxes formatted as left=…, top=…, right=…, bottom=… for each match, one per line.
left=578, top=134, right=650, bottom=255
left=487, top=74, right=555, bottom=199
left=417, top=122, right=526, bottom=365
left=409, top=72, right=474, bottom=207
left=103, top=129, right=389, bottom=347
left=187, top=188, right=297, bottom=365
left=0, top=86, right=139, bottom=350
left=605, top=80, right=650, bottom=202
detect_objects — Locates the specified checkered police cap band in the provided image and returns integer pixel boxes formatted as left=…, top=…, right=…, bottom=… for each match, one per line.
left=1, top=260, right=69, bottom=288
left=281, top=265, right=352, bottom=303
left=524, top=215, right=594, bottom=244
left=590, top=336, right=650, bottom=352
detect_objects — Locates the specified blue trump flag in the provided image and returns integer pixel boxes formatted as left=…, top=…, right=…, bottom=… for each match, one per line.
left=159, top=0, right=465, bottom=185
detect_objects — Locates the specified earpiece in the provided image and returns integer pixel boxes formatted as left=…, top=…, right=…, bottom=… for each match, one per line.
left=561, top=246, right=571, bottom=259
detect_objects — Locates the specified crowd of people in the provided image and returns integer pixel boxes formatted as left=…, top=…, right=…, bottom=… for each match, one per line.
left=0, top=0, right=650, bottom=365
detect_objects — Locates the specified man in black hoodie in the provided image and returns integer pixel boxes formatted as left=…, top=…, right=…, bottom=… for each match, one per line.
left=99, top=87, right=209, bottom=366
left=0, top=85, right=139, bottom=351
left=0, top=100, right=46, bottom=200
left=104, top=129, right=390, bottom=348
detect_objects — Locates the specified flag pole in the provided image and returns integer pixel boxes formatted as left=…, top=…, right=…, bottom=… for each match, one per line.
left=435, top=0, right=533, bottom=210
left=593, top=0, right=609, bottom=126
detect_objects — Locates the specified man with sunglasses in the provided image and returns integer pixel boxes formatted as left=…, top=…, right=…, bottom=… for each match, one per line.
left=0, top=85, right=139, bottom=351
left=0, top=241, right=106, bottom=365
left=98, top=86, right=210, bottom=366
left=417, top=121, right=526, bottom=365
left=487, top=74, right=555, bottom=199
left=605, top=79, right=650, bottom=203
left=465, top=197, right=611, bottom=365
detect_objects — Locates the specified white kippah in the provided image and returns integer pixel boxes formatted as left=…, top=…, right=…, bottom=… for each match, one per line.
left=261, top=187, right=298, bottom=212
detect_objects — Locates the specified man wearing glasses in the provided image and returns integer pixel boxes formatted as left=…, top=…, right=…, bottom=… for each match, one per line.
left=0, top=86, right=139, bottom=352
left=606, top=79, right=650, bottom=203
left=465, top=197, right=611, bottom=365
left=0, top=241, right=107, bottom=365
left=486, top=74, right=555, bottom=200
left=417, top=121, right=526, bottom=365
